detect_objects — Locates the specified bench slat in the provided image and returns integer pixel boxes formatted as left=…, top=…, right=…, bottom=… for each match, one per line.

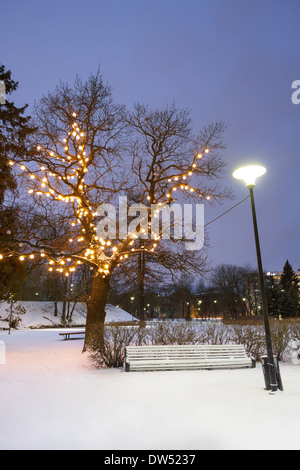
left=126, top=346, right=246, bottom=348
left=128, top=360, right=253, bottom=370
left=129, top=361, right=252, bottom=367
left=127, top=353, right=246, bottom=360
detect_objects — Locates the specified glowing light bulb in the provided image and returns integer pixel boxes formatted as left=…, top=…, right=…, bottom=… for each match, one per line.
left=232, top=165, right=267, bottom=188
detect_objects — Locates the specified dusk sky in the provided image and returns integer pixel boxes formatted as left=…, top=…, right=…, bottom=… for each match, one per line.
left=2, top=0, right=300, bottom=273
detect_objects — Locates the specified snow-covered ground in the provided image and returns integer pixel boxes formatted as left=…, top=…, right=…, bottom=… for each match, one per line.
left=0, top=329, right=300, bottom=450
left=0, top=301, right=135, bottom=329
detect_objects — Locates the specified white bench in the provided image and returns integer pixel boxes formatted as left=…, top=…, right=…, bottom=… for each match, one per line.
left=125, top=344, right=256, bottom=372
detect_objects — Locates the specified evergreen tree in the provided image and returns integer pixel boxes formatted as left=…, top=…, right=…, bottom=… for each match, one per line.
left=280, top=260, right=299, bottom=291
left=0, top=65, right=34, bottom=297
left=0, top=64, right=34, bottom=202
left=266, top=275, right=281, bottom=317
left=279, top=260, right=299, bottom=317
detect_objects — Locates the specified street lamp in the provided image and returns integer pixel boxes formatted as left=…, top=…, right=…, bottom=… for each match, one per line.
left=233, top=164, right=282, bottom=393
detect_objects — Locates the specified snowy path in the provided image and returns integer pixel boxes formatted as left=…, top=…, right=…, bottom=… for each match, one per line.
left=0, top=329, right=300, bottom=450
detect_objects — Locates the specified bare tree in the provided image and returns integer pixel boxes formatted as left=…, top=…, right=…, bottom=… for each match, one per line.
left=211, top=264, right=258, bottom=318
left=2, top=71, right=231, bottom=351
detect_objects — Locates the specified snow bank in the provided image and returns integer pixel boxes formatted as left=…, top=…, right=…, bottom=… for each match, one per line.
left=0, top=301, right=134, bottom=329
left=0, top=329, right=300, bottom=450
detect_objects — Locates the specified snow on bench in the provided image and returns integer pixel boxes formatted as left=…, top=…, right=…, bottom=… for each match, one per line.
left=125, top=344, right=256, bottom=372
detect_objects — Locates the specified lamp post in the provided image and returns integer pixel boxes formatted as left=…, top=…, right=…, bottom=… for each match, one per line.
left=233, top=165, right=282, bottom=393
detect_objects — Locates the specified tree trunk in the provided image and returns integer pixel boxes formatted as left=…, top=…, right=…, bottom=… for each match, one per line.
left=83, top=274, right=111, bottom=352
left=61, top=301, right=66, bottom=324
left=68, top=301, right=77, bottom=322
left=138, top=243, right=145, bottom=321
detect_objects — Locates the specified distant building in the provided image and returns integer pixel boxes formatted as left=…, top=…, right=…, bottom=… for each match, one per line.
left=266, top=271, right=300, bottom=281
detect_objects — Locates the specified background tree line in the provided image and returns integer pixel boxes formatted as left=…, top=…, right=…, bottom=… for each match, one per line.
left=7, top=256, right=299, bottom=323
left=107, top=259, right=300, bottom=320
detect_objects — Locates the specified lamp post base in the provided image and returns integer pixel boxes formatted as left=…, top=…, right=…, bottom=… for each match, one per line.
left=261, top=356, right=284, bottom=392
